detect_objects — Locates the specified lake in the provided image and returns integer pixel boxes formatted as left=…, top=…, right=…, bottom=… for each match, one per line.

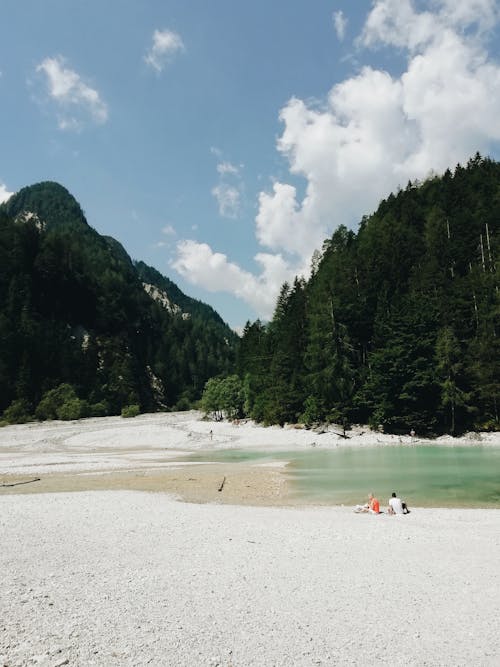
left=186, top=445, right=500, bottom=508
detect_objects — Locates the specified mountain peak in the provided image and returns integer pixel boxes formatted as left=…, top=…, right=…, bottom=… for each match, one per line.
left=0, top=181, right=88, bottom=231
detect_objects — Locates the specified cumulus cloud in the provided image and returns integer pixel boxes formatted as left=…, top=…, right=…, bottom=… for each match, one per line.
left=0, top=182, right=13, bottom=203
left=359, top=0, right=498, bottom=50
left=333, top=10, right=347, bottom=41
left=36, top=56, right=108, bottom=130
left=174, top=0, right=500, bottom=322
left=145, top=29, right=185, bottom=72
left=172, top=240, right=292, bottom=319
left=257, top=0, right=500, bottom=262
left=438, top=0, right=499, bottom=33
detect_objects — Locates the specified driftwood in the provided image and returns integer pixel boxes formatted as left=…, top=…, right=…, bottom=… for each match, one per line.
left=218, top=476, right=226, bottom=492
left=0, top=477, right=41, bottom=488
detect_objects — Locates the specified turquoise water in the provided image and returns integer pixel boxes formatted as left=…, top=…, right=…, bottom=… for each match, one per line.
left=186, top=446, right=500, bottom=508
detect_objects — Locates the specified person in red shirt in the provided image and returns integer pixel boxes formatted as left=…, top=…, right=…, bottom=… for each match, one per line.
left=368, top=493, right=380, bottom=513
left=354, top=493, right=380, bottom=514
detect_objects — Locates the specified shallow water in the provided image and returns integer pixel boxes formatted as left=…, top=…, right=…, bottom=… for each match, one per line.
left=187, top=445, right=500, bottom=507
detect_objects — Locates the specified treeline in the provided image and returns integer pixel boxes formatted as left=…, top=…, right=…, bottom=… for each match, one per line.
left=0, top=182, right=237, bottom=424
left=233, top=155, right=499, bottom=435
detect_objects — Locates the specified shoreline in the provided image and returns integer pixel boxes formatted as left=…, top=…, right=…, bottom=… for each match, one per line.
left=1, top=410, right=499, bottom=508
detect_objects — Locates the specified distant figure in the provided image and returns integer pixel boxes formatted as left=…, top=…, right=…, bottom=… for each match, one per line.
left=209, top=429, right=213, bottom=440
left=387, top=492, right=410, bottom=515
left=354, top=493, right=380, bottom=514
left=410, top=428, right=416, bottom=438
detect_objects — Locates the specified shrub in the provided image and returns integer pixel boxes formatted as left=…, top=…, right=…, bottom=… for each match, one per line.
left=35, top=384, right=79, bottom=421
left=174, top=396, right=191, bottom=412
left=89, top=401, right=109, bottom=417
left=2, top=398, right=32, bottom=424
left=56, top=398, right=86, bottom=421
left=121, top=404, right=140, bottom=418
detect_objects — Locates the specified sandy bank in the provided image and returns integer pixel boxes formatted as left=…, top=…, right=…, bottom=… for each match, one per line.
left=1, top=411, right=498, bottom=506
left=1, top=410, right=498, bottom=474
left=1, top=490, right=499, bottom=666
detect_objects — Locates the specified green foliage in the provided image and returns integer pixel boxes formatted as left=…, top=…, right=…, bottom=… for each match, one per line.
left=299, top=396, right=325, bottom=425
left=0, top=182, right=237, bottom=420
left=201, top=375, right=244, bottom=419
left=57, top=398, right=87, bottom=421
left=238, top=155, right=500, bottom=434
left=89, top=401, right=109, bottom=417
left=121, top=404, right=140, bottom=418
left=2, top=398, right=32, bottom=424
left=201, top=377, right=222, bottom=417
left=35, top=384, right=80, bottom=421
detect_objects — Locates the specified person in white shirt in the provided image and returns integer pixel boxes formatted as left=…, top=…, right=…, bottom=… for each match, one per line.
left=388, top=492, right=406, bottom=515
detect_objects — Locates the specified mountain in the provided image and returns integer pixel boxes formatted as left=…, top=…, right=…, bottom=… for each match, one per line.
left=135, top=261, right=227, bottom=325
left=0, top=181, right=237, bottom=421
left=238, top=154, right=500, bottom=434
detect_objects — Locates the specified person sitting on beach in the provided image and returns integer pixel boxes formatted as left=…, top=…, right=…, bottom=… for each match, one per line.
left=354, top=493, right=380, bottom=514
left=387, top=492, right=410, bottom=515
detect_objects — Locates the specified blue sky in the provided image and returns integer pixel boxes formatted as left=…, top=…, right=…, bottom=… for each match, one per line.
left=2, top=1, right=500, bottom=330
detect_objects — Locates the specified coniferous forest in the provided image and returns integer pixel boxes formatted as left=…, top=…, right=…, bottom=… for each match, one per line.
left=2, top=156, right=499, bottom=434
left=236, top=155, right=499, bottom=435
left=0, top=181, right=237, bottom=423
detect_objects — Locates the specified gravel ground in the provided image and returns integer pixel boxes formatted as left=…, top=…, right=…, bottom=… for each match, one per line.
left=1, top=491, right=499, bottom=667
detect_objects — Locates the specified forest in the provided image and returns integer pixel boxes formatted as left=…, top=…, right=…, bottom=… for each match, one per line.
left=0, top=181, right=237, bottom=423
left=230, top=154, right=499, bottom=435
left=2, top=157, right=499, bottom=434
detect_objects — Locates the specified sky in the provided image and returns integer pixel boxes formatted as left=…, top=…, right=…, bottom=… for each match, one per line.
left=2, top=0, right=500, bottom=331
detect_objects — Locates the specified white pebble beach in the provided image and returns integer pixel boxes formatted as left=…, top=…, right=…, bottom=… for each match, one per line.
left=1, top=412, right=499, bottom=666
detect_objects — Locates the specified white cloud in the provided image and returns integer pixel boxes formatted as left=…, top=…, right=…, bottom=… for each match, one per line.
left=212, top=183, right=241, bottom=218
left=36, top=56, right=108, bottom=130
left=360, top=0, right=498, bottom=51
left=217, top=161, right=239, bottom=175
left=333, top=10, right=347, bottom=41
left=173, top=0, right=500, bottom=322
left=145, top=29, right=185, bottom=72
left=0, top=182, right=13, bottom=203
left=211, top=152, right=244, bottom=218
left=439, top=0, right=499, bottom=32
left=172, top=240, right=293, bottom=319
left=162, top=224, right=176, bottom=236
left=256, top=0, right=500, bottom=261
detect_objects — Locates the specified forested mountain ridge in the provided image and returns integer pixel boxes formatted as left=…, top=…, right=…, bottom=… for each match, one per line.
left=135, top=261, right=227, bottom=326
left=0, top=181, right=237, bottom=422
left=237, top=154, right=499, bottom=435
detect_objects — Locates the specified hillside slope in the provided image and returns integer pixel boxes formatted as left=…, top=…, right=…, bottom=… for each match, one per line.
left=0, top=181, right=237, bottom=420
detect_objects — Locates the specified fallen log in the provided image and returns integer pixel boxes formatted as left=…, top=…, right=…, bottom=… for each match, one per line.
left=0, top=477, right=41, bottom=488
